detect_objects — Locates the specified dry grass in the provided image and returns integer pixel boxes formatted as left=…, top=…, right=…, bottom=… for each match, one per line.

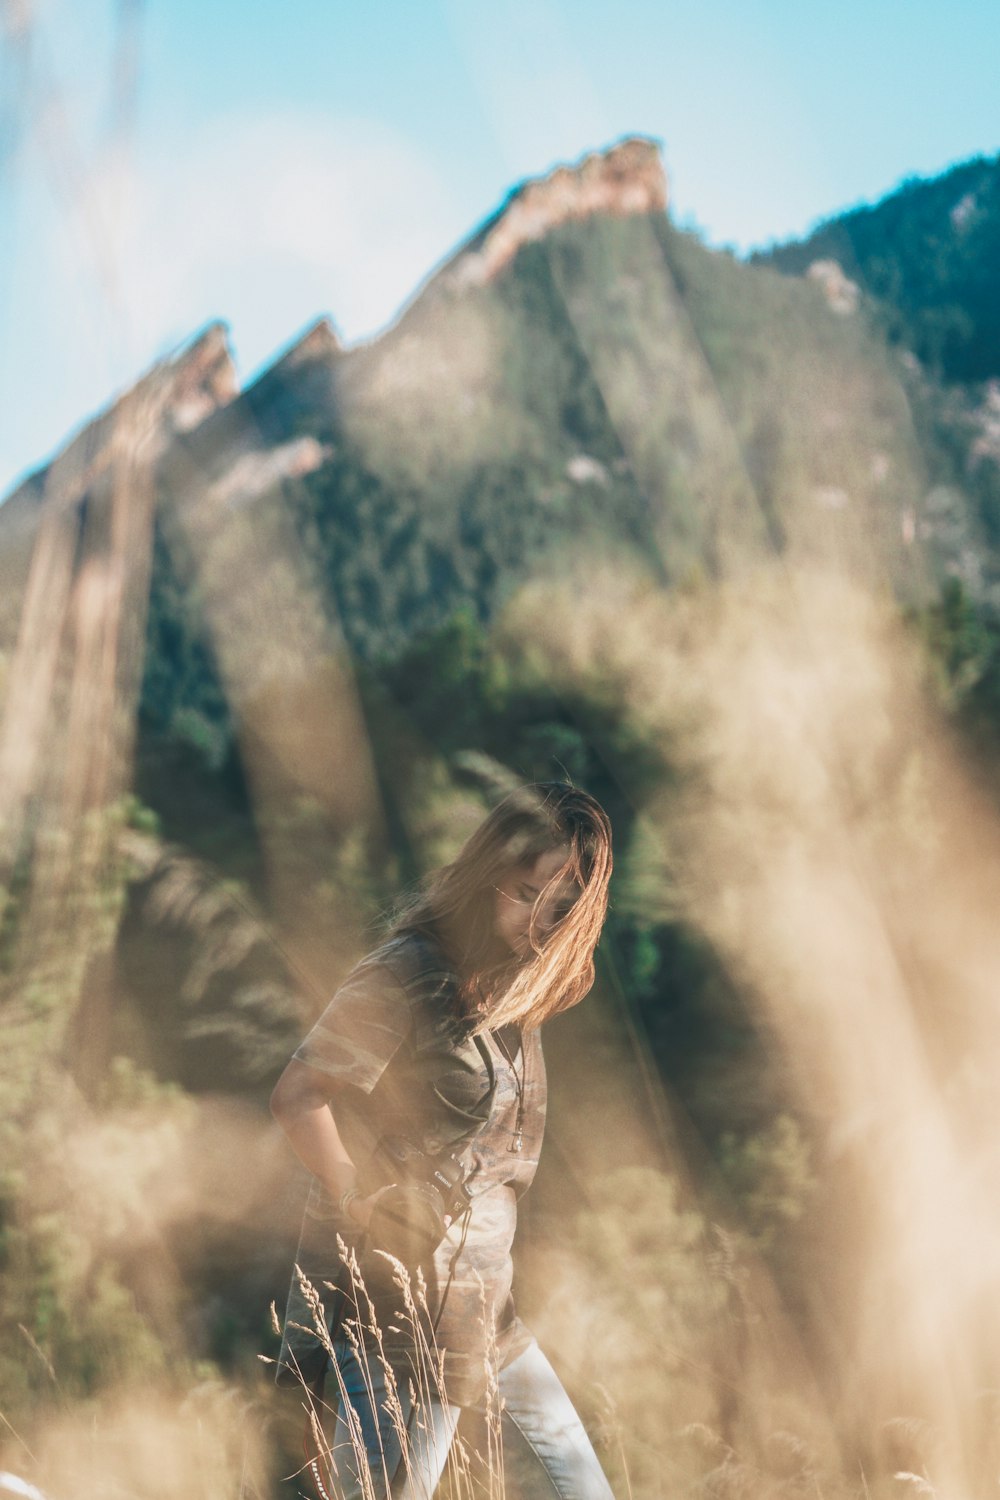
left=275, top=1248, right=511, bottom=1500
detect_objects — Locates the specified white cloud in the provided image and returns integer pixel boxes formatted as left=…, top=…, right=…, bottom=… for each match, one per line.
left=0, top=110, right=462, bottom=495
left=102, top=109, right=464, bottom=355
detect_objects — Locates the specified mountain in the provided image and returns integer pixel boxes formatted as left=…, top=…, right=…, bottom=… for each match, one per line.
left=7, top=135, right=1000, bottom=876
left=5, top=133, right=993, bottom=1098
left=5, top=138, right=968, bottom=756
left=2, top=132, right=962, bottom=1129
left=4, top=134, right=1000, bottom=1084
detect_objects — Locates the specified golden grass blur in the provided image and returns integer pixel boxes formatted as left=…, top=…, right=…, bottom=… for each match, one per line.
left=26, top=1383, right=270, bottom=1500
left=157, top=424, right=386, bottom=968
left=502, top=559, right=1000, bottom=1495
left=9, top=520, right=1000, bottom=1496
left=0, top=349, right=218, bottom=972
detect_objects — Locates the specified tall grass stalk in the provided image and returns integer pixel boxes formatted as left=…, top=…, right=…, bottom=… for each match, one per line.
left=290, top=1248, right=511, bottom=1500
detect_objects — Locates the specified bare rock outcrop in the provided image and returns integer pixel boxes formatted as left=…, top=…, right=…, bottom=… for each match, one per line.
left=971, top=380, right=1000, bottom=465
left=457, top=136, right=668, bottom=286
left=262, top=316, right=340, bottom=382
left=807, top=259, right=860, bottom=316
left=168, top=322, right=240, bottom=434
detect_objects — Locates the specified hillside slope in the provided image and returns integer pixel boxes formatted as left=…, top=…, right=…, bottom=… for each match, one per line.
left=134, top=140, right=941, bottom=752
left=756, top=153, right=1000, bottom=383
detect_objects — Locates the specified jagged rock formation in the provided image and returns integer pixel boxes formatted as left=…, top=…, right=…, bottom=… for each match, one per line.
left=264, top=315, right=340, bottom=379
left=0, top=324, right=237, bottom=603
left=455, top=136, right=667, bottom=286
left=807, top=258, right=860, bottom=315
left=0, top=323, right=240, bottom=890
left=166, top=322, right=240, bottom=433
left=3, top=133, right=997, bottom=719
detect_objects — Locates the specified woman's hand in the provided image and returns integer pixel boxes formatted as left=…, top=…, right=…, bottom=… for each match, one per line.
left=271, top=1060, right=372, bottom=1213
left=345, top=1184, right=395, bottom=1232
left=344, top=1182, right=452, bottom=1242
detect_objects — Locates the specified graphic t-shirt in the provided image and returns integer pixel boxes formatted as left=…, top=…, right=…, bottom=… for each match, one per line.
left=277, top=931, right=546, bottom=1406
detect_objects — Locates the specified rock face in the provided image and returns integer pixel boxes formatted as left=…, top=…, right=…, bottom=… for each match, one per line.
left=264, top=316, right=340, bottom=380
left=0, top=322, right=239, bottom=522
left=0, top=320, right=241, bottom=893
left=0, top=323, right=238, bottom=596
left=168, top=323, right=240, bottom=434
left=807, top=259, right=861, bottom=316
left=971, top=380, right=1000, bottom=464
left=457, top=136, right=668, bottom=285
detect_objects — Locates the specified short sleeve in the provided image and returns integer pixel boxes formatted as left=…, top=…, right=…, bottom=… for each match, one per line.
left=293, top=960, right=411, bottom=1093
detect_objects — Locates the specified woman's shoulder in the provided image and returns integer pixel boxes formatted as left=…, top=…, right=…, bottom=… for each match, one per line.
left=366, top=928, right=457, bottom=992
left=364, top=929, right=468, bottom=1040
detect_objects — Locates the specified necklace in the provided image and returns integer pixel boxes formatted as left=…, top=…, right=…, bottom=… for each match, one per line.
left=490, top=1024, right=526, bottom=1153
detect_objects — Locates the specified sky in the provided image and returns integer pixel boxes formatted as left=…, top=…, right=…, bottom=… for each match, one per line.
left=1, top=0, right=998, bottom=500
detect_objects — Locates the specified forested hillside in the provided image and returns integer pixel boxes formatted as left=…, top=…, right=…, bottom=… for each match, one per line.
left=759, top=152, right=1000, bottom=601
left=758, top=152, right=1000, bottom=383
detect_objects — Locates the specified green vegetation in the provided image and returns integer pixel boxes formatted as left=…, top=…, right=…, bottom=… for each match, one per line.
left=912, top=575, right=1000, bottom=763
left=758, top=153, right=1000, bottom=383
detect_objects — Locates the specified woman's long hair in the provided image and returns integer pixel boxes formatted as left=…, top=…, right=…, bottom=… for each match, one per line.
left=390, top=783, right=612, bottom=1032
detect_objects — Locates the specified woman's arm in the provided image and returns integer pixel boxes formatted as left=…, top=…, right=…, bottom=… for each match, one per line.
left=270, top=1058, right=384, bottom=1230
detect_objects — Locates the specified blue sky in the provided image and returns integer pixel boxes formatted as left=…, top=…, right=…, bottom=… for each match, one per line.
left=2, top=0, right=999, bottom=499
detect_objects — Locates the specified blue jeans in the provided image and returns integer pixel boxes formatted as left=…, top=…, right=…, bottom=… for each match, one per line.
left=314, top=1337, right=616, bottom=1500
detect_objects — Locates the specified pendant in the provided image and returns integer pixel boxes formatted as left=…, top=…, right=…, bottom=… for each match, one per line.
left=508, top=1131, right=524, bottom=1154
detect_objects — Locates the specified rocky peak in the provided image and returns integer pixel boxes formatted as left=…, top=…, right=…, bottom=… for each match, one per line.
left=263, top=316, right=341, bottom=382
left=456, top=136, right=668, bottom=285
left=168, top=322, right=240, bottom=434
left=0, top=323, right=238, bottom=513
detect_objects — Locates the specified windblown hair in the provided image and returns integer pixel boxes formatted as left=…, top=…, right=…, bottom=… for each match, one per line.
left=391, top=783, right=613, bottom=1032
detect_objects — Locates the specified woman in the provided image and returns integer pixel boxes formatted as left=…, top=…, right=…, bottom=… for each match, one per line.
left=271, top=782, right=616, bottom=1500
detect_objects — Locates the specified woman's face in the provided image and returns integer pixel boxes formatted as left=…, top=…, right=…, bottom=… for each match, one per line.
left=493, top=843, right=577, bottom=958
